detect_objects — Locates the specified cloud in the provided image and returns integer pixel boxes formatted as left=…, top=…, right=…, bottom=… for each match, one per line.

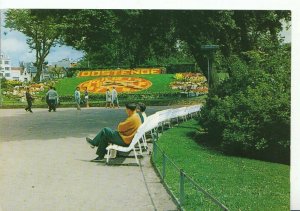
left=1, top=37, right=30, bottom=54
left=47, top=46, right=84, bottom=63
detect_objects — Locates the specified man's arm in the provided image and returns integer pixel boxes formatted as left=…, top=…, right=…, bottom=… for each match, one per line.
left=118, top=118, right=134, bottom=132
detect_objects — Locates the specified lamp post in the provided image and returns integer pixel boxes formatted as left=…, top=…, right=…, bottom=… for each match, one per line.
left=200, top=45, right=219, bottom=88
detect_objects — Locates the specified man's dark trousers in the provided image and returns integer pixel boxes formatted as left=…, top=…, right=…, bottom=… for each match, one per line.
left=90, top=127, right=128, bottom=158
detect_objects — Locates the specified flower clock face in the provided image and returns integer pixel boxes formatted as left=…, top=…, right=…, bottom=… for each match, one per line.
left=78, top=77, right=152, bottom=93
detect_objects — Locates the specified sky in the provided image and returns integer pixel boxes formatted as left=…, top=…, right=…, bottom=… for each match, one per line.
left=0, top=0, right=300, bottom=209
left=0, top=10, right=84, bottom=66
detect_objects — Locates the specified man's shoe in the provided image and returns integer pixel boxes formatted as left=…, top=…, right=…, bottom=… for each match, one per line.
left=91, top=156, right=104, bottom=162
left=86, top=137, right=95, bottom=148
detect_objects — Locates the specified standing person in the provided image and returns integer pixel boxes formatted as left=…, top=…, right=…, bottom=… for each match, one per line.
left=84, top=87, right=89, bottom=108
left=25, top=87, right=34, bottom=113
left=111, top=86, right=119, bottom=108
left=74, top=87, right=81, bottom=110
left=86, top=103, right=142, bottom=161
left=46, top=86, right=58, bottom=112
left=105, top=88, right=112, bottom=108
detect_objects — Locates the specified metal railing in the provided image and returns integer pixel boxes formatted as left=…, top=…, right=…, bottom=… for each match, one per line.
left=152, top=140, right=229, bottom=211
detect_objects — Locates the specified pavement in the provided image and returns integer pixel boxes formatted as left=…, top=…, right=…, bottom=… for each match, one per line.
left=0, top=107, right=178, bottom=211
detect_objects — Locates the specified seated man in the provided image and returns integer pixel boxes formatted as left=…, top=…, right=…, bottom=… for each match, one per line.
left=137, top=102, right=147, bottom=123
left=86, top=103, right=142, bottom=161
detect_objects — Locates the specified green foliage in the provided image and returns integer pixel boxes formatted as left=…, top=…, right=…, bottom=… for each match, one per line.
left=8, top=9, right=290, bottom=86
left=1, top=78, right=8, bottom=89
left=57, top=10, right=290, bottom=87
left=155, top=120, right=289, bottom=210
left=48, top=66, right=66, bottom=79
left=199, top=44, right=290, bottom=163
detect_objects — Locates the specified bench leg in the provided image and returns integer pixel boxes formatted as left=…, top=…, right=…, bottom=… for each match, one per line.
left=106, top=148, right=111, bottom=164
left=133, top=148, right=139, bottom=166
left=137, top=139, right=143, bottom=155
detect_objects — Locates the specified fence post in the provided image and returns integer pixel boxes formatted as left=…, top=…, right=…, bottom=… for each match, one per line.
left=153, top=140, right=157, bottom=162
left=162, top=153, right=166, bottom=180
left=180, top=169, right=185, bottom=206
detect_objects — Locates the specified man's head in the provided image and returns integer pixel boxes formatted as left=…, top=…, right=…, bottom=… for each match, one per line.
left=49, top=86, right=53, bottom=90
left=76, top=87, right=80, bottom=91
left=125, top=103, right=137, bottom=116
left=137, top=102, right=146, bottom=112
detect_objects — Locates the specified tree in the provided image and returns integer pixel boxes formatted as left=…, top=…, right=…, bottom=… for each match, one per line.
left=5, top=9, right=62, bottom=82
left=48, top=66, right=66, bottom=79
left=170, top=10, right=290, bottom=87
left=26, top=9, right=289, bottom=83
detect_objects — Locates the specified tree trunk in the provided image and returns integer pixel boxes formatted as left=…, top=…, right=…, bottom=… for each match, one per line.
left=33, top=60, right=44, bottom=82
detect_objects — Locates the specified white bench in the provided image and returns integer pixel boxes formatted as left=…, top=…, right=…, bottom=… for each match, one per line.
left=105, top=105, right=202, bottom=165
left=106, top=130, right=144, bottom=165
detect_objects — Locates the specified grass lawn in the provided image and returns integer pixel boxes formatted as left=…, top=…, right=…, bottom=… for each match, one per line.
left=154, top=119, right=289, bottom=211
left=54, top=74, right=177, bottom=96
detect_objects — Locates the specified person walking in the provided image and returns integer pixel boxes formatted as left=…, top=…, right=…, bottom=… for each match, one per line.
left=84, top=87, right=89, bottom=108
left=46, top=86, right=58, bottom=112
left=86, top=103, right=142, bottom=161
left=105, top=88, right=112, bottom=108
left=25, top=87, right=34, bottom=113
left=75, top=87, right=81, bottom=110
left=111, top=86, right=119, bottom=108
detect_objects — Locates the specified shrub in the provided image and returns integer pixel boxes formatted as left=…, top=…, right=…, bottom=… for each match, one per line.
left=199, top=45, right=290, bottom=164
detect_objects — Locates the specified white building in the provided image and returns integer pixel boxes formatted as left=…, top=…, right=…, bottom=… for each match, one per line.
left=21, top=62, right=50, bottom=82
left=1, top=52, right=67, bottom=82
left=0, top=53, right=12, bottom=79
left=10, top=67, right=23, bottom=81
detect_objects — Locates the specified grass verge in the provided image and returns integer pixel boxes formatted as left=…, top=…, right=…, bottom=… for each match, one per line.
left=154, top=119, right=289, bottom=210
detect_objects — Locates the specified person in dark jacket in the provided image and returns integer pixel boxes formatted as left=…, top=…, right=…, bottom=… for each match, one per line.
left=25, top=87, right=33, bottom=113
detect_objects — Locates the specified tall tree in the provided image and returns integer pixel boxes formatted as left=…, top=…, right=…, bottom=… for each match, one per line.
left=171, top=10, right=290, bottom=87
left=5, top=9, right=62, bottom=82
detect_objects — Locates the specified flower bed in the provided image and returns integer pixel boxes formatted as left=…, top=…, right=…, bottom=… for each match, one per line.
left=171, top=72, right=208, bottom=93
left=1, top=80, right=56, bottom=102
left=78, top=77, right=152, bottom=93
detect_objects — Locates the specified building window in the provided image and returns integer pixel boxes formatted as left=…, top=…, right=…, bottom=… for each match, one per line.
left=0, top=73, right=3, bottom=77
left=5, top=61, right=9, bottom=65
left=5, top=73, right=10, bottom=77
left=5, top=67, right=10, bottom=70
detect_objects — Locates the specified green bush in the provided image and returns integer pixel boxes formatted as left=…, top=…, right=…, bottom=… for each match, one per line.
left=199, top=45, right=290, bottom=164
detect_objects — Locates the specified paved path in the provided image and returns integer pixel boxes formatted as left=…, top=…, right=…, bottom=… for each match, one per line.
left=0, top=107, right=177, bottom=211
